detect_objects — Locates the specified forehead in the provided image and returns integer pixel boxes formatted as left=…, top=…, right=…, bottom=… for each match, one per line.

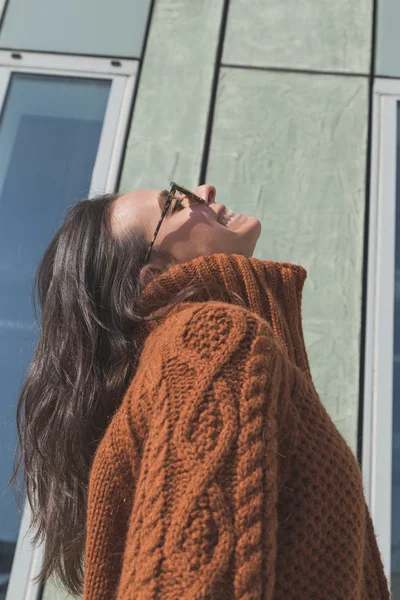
left=114, top=189, right=158, bottom=219
left=111, top=189, right=159, bottom=236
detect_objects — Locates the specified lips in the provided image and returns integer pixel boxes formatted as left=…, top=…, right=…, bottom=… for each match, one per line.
left=217, top=206, right=237, bottom=227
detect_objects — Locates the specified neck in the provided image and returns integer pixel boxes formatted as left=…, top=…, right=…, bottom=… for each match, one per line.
left=137, top=253, right=311, bottom=379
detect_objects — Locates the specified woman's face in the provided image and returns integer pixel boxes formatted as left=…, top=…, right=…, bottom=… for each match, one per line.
left=111, top=184, right=262, bottom=268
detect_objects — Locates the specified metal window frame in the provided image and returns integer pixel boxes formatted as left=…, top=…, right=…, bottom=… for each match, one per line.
left=362, top=77, right=400, bottom=582
left=2, top=51, right=138, bottom=600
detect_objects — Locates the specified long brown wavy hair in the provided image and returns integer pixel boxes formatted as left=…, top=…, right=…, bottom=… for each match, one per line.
left=7, top=192, right=244, bottom=597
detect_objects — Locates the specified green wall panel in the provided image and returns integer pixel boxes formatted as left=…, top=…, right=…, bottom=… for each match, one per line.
left=223, top=0, right=372, bottom=74
left=207, top=68, right=369, bottom=450
left=42, top=577, right=78, bottom=600
left=0, top=0, right=151, bottom=58
left=119, top=0, right=225, bottom=192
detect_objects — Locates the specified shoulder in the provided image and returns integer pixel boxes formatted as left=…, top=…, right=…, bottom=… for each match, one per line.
left=143, top=301, right=276, bottom=366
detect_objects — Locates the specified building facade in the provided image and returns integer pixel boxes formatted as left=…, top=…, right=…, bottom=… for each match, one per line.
left=0, top=0, right=398, bottom=598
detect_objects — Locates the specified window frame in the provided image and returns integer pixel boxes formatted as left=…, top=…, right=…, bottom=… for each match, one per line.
left=1, top=50, right=138, bottom=600
left=362, top=77, right=400, bottom=582
left=0, top=50, right=138, bottom=196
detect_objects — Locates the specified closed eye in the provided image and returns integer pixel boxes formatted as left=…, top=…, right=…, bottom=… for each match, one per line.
left=168, top=198, right=185, bottom=215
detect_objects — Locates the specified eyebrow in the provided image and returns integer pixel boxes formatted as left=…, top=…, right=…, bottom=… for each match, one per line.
left=157, top=189, right=169, bottom=206
left=157, top=189, right=173, bottom=218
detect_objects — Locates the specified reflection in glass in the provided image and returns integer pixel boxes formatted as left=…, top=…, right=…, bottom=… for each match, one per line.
left=0, top=73, right=110, bottom=599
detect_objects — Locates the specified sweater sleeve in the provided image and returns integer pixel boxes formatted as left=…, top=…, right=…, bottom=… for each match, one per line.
left=116, top=302, right=288, bottom=600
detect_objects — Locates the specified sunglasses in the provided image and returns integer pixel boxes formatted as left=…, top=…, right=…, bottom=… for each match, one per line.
left=144, top=182, right=206, bottom=264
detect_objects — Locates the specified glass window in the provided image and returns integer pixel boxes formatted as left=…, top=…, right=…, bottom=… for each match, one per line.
left=376, top=0, right=400, bottom=77
left=392, top=102, right=400, bottom=598
left=0, top=0, right=151, bottom=58
left=0, top=72, right=110, bottom=600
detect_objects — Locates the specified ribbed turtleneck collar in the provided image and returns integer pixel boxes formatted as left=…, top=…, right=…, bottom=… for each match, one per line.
left=136, top=253, right=311, bottom=379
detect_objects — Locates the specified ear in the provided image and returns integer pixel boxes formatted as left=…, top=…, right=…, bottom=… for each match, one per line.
left=139, top=257, right=166, bottom=287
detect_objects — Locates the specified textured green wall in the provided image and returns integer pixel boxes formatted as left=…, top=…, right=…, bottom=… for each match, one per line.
left=119, top=0, right=225, bottom=191
left=223, top=0, right=372, bottom=73
left=42, top=579, right=76, bottom=600
left=207, top=68, right=369, bottom=448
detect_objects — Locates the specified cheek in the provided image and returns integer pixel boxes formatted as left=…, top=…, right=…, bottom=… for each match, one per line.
left=181, top=211, right=220, bottom=237
left=167, top=213, right=230, bottom=256
left=157, top=212, right=211, bottom=245
left=186, top=215, right=228, bottom=241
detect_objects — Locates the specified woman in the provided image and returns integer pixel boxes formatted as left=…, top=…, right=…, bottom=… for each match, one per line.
left=11, top=183, right=390, bottom=599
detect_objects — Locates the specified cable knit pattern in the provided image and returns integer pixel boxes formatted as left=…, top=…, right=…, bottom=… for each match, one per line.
left=83, top=254, right=390, bottom=600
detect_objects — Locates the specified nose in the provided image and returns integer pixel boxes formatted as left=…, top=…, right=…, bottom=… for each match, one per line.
left=194, top=184, right=216, bottom=205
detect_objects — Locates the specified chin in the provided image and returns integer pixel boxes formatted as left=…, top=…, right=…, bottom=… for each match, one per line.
left=251, top=217, right=262, bottom=233
left=241, top=218, right=262, bottom=257
left=245, top=216, right=262, bottom=239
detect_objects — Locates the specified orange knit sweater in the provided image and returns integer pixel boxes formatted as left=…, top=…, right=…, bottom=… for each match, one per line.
left=83, top=254, right=390, bottom=600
